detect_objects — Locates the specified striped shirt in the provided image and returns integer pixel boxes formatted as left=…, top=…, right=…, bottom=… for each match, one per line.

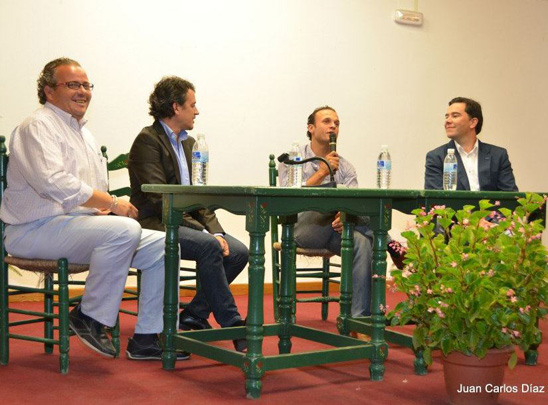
left=0, top=102, right=108, bottom=225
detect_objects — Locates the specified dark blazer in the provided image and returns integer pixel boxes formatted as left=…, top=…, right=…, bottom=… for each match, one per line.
left=128, top=120, right=224, bottom=233
left=424, top=140, right=518, bottom=191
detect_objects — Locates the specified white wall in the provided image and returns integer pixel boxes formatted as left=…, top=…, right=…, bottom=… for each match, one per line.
left=1, top=0, right=547, bottom=286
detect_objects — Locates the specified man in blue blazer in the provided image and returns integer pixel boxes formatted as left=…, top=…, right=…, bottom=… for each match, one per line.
left=424, top=97, right=518, bottom=191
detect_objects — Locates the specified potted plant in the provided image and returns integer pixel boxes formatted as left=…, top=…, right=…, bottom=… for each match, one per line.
left=389, top=193, right=548, bottom=404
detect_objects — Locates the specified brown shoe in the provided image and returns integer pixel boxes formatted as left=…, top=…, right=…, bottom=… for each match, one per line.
left=350, top=331, right=371, bottom=342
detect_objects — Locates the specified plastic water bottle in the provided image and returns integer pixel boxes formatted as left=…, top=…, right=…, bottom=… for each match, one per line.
left=287, top=141, right=303, bottom=188
left=376, top=145, right=391, bottom=189
left=191, top=134, right=209, bottom=186
left=443, top=148, right=458, bottom=191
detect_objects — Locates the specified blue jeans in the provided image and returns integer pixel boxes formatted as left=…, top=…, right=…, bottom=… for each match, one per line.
left=179, top=227, right=248, bottom=327
left=294, top=211, right=373, bottom=317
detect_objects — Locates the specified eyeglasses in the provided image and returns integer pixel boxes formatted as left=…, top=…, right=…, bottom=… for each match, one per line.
left=55, top=81, right=94, bottom=91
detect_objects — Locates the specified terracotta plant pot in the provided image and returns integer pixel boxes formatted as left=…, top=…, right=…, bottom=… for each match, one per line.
left=442, top=346, right=514, bottom=405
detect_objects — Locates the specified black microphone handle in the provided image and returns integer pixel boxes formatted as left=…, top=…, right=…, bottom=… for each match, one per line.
left=329, top=133, right=337, bottom=152
left=329, top=133, right=337, bottom=174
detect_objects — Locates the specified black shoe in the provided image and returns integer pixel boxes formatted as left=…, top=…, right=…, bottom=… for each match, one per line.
left=126, top=335, right=190, bottom=361
left=229, top=319, right=247, bottom=353
left=179, top=310, right=212, bottom=331
left=69, top=304, right=116, bottom=358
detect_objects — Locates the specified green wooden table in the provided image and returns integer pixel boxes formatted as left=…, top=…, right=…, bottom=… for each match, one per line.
left=141, top=185, right=529, bottom=398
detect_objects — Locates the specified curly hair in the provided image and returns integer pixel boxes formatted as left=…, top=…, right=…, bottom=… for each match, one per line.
left=149, top=76, right=195, bottom=120
left=37, top=57, right=81, bottom=105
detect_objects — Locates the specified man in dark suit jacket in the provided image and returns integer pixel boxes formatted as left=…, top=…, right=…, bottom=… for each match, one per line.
left=128, top=76, right=248, bottom=352
left=425, top=97, right=518, bottom=191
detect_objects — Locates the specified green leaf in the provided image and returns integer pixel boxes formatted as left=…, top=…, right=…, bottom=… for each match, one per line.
left=508, top=351, right=518, bottom=369
left=423, top=348, right=433, bottom=365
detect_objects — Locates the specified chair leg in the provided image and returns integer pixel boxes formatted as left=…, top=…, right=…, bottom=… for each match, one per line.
left=57, top=259, right=70, bottom=374
left=136, top=269, right=142, bottom=309
left=0, top=260, right=9, bottom=366
left=111, top=317, right=120, bottom=358
left=44, top=273, right=54, bottom=354
left=321, top=258, right=330, bottom=321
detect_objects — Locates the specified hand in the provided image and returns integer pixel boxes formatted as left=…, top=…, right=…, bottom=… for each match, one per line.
left=319, top=151, right=339, bottom=176
left=111, top=199, right=139, bottom=220
left=215, top=235, right=230, bottom=257
left=95, top=208, right=112, bottom=216
left=332, top=212, right=343, bottom=233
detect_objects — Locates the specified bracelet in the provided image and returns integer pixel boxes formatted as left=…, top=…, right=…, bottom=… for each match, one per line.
left=109, top=194, right=118, bottom=211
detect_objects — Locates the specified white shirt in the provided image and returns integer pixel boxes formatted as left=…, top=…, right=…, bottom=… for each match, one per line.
left=0, top=103, right=108, bottom=225
left=456, top=139, right=480, bottom=191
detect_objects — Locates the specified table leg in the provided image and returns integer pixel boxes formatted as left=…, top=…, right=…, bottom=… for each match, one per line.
left=370, top=214, right=389, bottom=380
left=162, top=199, right=181, bottom=370
left=278, top=215, right=297, bottom=354
left=337, top=213, right=355, bottom=335
left=243, top=202, right=267, bottom=399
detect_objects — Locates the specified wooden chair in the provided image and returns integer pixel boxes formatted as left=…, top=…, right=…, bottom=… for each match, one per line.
left=269, top=154, right=341, bottom=321
left=0, top=136, right=120, bottom=374
left=99, top=147, right=199, bottom=314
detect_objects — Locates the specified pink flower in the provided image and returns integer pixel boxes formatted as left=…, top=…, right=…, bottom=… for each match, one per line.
left=501, top=327, right=508, bottom=334
left=427, top=289, right=433, bottom=294
left=506, top=289, right=515, bottom=297
left=494, top=201, right=500, bottom=206
left=487, top=269, right=495, bottom=277
left=512, top=330, right=521, bottom=338
left=427, top=307, right=435, bottom=313
left=511, top=296, right=518, bottom=303
left=451, top=261, right=457, bottom=268
left=435, top=308, right=445, bottom=318
left=461, top=253, right=469, bottom=260
left=445, top=288, right=453, bottom=294
left=462, top=218, right=469, bottom=225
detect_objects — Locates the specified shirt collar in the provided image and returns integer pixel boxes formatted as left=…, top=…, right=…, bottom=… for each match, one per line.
left=456, top=139, right=478, bottom=157
left=44, top=102, right=88, bottom=129
left=159, top=120, right=188, bottom=143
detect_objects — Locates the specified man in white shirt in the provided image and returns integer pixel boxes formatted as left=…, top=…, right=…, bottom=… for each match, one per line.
left=0, top=58, right=186, bottom=361
left=424, top=97, right=518, bottom=191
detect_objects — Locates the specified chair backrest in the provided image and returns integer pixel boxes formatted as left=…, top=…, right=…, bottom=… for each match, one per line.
left=101, top=146, right=131, bottom=197
left=268, top=154, right=278, bottom=187
left=1, top=136, right=8, bottom=269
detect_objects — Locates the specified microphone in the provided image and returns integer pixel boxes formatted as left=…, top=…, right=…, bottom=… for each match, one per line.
left=329, top=133, right=337, bottom=174
left=277, top=153, right=336, bottom=188
left=329, top=133, right=337, bottom=152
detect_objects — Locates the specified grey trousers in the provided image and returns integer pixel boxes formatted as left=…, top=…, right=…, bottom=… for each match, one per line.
left=294, top=211, right=373, bottom=317
left=5, top=214, right=166, bottom=334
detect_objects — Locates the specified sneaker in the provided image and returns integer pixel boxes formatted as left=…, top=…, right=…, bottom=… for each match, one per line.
left=126, top=335, right=190, bottom=361
left=69, top=304, right=116, bottom=358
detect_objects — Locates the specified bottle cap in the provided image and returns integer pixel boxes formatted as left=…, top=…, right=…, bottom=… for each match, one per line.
left=381, top=144, right=388, bottom=150
left=447, top=148, right=455, bottom=153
